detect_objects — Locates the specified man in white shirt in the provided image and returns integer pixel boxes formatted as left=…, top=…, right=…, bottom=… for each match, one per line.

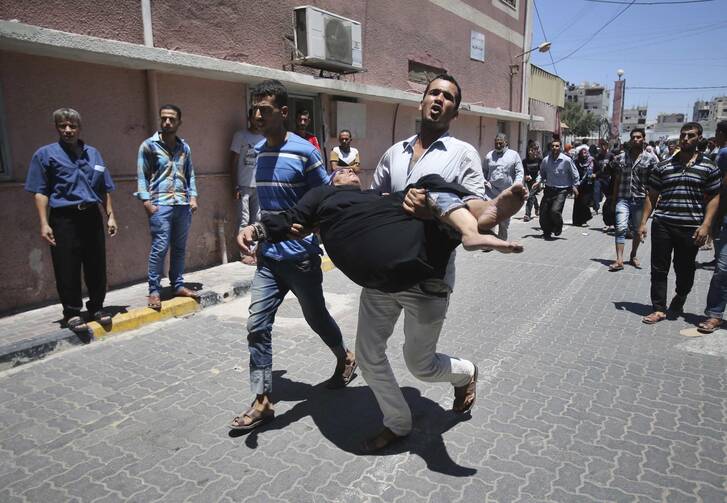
left=482, top=134, right=524, bottom=240
left=357, top=74, right=497, bottom=452
left=229, top=109, right=264, bottom=264
left=329, top=129, right=361, bottom=173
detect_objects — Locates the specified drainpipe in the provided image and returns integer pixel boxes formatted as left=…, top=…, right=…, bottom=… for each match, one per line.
left=141, top=0, right=158, bottom=134
left=519, top=0, right=534, bottom=156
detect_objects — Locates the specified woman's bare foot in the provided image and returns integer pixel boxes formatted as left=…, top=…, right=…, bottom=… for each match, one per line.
left=461, top=234, right=524, bottom=253
left=498, top=240, right=524, bottom=254
left=468, top=183, right=528, bottom=232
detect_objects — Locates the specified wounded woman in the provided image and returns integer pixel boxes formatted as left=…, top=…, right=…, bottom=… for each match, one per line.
left=237, top=167, right=526, bottom=293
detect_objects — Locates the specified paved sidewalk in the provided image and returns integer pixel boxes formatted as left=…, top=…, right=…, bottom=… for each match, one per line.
left=0, top=262, right=258, bottom=371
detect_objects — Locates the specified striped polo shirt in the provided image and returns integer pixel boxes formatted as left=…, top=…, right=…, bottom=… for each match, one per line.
left=255, top=132, right=330, bottom=261
left=649, top=153, right=721, bottom=227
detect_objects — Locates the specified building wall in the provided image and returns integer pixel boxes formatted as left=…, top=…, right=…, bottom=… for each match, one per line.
left=0, top=1, right=528, bottom=312
left=0, top=52, right=244, bottom=313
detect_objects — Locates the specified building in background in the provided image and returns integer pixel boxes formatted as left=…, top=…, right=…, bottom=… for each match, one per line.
left=693, top=100, right=711, bottom=123
left=0, top=1, right=540, bottom=312
left=619, top=106, right=647, bottom=141
left=565, top=81, right=610, bottom=120
left=527, top=64, right=565, bottom=148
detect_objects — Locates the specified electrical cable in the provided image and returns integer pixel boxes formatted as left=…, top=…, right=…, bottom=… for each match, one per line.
left=533, top=0, right=558, bottom=75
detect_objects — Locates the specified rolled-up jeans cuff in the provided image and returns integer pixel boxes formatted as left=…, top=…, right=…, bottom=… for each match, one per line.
left=704, top=310, right=724, bottom=320
left=427, top=191, right=467, bottom=217
left=249, top=367, right=273, bottom=395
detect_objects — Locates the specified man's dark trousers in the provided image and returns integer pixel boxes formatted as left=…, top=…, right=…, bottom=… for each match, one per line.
left=650, top=217, right=699, bottom=312
left=49, top=205, right=106, bottom=319
left=539, top=187, right=569, bottom=237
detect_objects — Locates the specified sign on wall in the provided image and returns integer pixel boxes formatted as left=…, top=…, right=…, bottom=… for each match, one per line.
left=470, top=31, right=485, bottom=62
left=335, top=101, right=366, bottom=139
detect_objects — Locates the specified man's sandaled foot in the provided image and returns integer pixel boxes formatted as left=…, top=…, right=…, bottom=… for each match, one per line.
left=642, top=311, right=666, bottom=324
left=609, top=262, right=624, bottom=272
left=453, top=365, right=478, bottom=413
left=629, top=256, right=641, bottom=268
left=66, top=316, right=89, bottom=334
left=229, top=405, right=274, bottom=431
left=175, top=287, right=200, bottom=299
left=147, top=294, right=161, bottom=310
left=93, top=310, right=112, bottom=326
left=360, top=427, right=406, bottom=453
left=326, top=351, right=357, bottom=389
left=697, top=318, right=722, bottom=334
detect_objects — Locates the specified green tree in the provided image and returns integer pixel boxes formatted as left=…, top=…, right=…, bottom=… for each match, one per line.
left=563, top=101, right=599, bottom=137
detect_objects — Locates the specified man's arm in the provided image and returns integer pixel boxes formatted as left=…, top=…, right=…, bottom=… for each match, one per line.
left=638, top=188, right=659, bottom=241
left=230, top=152, right=240, bottom=198
left=328, top=148, right=339, bottom=173
left=185, top=145, right=198, bottom=212
left=34, top=193, right=55, bottom=246
left=513, top=153, right=524, bottom=184
left=695, top=194, right=719, bottom=245
left=135, top=143, right=157, bottom=216
left=533, top=158, right=546, bottom=190
left=103, top=193, right=118, bottom=236
left=567, top=158, right=579, bottom=196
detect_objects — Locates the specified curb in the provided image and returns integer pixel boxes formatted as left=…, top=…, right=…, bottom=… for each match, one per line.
left=0, top=277, right=254, bottom=372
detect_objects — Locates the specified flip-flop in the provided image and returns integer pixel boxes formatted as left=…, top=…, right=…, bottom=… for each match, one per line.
left=629, top=257, right=641, bottom=268
left=453, top=365, right=478, bottom=413
left=609, top=263, right=624, bottom=272
left=360, top=427, right=406, bottom=453
left=66, top=316, right=89, bottom=334
left=147, top=294, right=161, bottom=310
left=642, top=311, right=667, bottom=325
left=93, top=310, right=112, bottom=326
left=229, top=406, right=274, bottom=431
left=697, top=318, right=722, bottom=334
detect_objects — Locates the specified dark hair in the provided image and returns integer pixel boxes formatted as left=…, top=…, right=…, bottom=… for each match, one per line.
left=159, top=104, right=182, bottom=119
left=250, top=79, right=288, bottom=108
left=630, top=127, right=646, bottom=139
left=697, top=138, right=709, bottom=151
left=296, top=109, right=311, bottom=118
left=681, top=121, right=703, bottom=135
left=339, top=129, right=352, bottom=137
left=716, top=120, right=727, bottom=136
left=549, top=139, right=561, bottom=149
left=424, top=73, right=462, bottom=109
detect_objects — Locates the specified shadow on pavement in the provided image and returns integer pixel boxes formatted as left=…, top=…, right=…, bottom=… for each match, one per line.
left=590, top=258, right=615, bottom=267
left=613, top=301, right=652, bottom=317
left=230, top=371, right=477, bottom=477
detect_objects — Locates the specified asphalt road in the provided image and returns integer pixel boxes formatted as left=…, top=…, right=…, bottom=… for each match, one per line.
left=1, top=210, right=726, bottom=502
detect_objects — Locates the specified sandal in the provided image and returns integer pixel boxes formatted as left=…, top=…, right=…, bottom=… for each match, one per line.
left=629, top=256, right=641, bottom=269
left=66, top=316, right=89, bottom=334
left=642, top=311, right=667, bottom=325
left=229, top=405, right=274, bottom=431
left=697, top=318, right=722, bottom=334
left=453, top=365, right=478, bottom=413
left=147, top=294, right=161, bottom=310
left=93, top=310, right=112, bottom=326
left=326, top=352, right=357, bottom=389
left=360, top=427, right=405, bottom=453
left=608, top=263, right=624, bottom=272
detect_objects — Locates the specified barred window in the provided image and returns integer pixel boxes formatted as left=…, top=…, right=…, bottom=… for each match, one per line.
left=500, top=0, right=517, bottom=9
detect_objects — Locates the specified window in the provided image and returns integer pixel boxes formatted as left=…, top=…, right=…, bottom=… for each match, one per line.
left=408, top=61, right=446, bottom=85
left=500, top=0, right=517, bottom=9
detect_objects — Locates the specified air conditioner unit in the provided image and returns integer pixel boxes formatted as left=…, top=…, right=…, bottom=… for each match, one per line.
left=293, top=6, right=363, bottom=73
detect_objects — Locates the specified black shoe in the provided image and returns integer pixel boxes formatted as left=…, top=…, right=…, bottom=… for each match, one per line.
left=554, top=229, right=562, bottom=236
left=543, top=234, right=553, bottom=241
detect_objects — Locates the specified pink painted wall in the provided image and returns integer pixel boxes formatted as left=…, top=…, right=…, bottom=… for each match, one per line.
left=149, top=0, right=525, bottom=112
left=0, top=52, right=245, bottom=313
left=0, top=0, right=144, bottom=44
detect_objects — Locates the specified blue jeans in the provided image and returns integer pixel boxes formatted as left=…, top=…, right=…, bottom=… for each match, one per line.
left=615, top=198, right=644, bottom=245
left=705, top=223, right=727, bottom=319
left=247, top=254, right=344, bottom=395
left=148, top=205, right=192, bottom=295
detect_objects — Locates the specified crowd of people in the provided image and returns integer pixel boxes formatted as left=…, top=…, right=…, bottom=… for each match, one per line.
left=24, top=72, right=727, bottom=452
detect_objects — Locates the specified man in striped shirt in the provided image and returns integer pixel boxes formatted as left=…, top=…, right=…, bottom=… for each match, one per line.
left=639, top=122, right=721, bottom=324
left=135, top=104, right=199, bottom=310
left=230, top=80, right=356, bottom=431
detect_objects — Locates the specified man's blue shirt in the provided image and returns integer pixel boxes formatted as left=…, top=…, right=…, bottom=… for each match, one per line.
left=717, top=146, right=727, bottom=176
left=25, top=141, right=115, bottom=207
left=255, top=133, right=329, bottom=261
left=134, top=132, right=198, bottom=205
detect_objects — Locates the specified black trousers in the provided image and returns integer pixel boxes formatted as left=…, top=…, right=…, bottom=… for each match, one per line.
left=49, top=205, right=106, bottom=318
left=539, top=187, right=569, bottom=236
left=650, top=218, right=699, bottom=312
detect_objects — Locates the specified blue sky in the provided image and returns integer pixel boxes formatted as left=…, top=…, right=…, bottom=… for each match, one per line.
left=527, top=0, right=727, bottom=121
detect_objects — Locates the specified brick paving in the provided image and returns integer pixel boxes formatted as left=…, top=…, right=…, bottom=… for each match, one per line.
left=1, top=203, right=726, bottom=502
